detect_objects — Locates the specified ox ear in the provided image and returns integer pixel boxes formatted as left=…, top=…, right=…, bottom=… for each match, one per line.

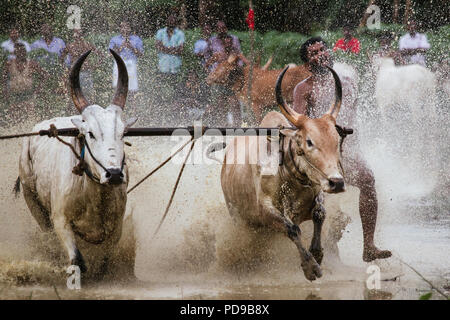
left=125, top=116, right=138, bottom=129
left=280, top=128, right=298, bottom=138
left=71, top=118, right=87, bottom=132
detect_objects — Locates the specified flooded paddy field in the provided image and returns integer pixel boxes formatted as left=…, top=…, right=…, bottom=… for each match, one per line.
left=0, top=121, right=449, bottom=300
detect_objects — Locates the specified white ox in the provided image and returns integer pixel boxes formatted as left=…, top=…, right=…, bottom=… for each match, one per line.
left=374, top=57, right=437, bottom=121
left=17, top=50, right=137, bottom=276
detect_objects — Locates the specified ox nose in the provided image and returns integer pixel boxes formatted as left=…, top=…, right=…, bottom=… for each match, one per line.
left=328, top=177, right=345, bottom=193
left=105, top=168, right=124, bottom=185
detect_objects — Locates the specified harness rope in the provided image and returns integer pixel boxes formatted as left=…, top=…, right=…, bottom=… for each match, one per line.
left=152, top=138, right=196, bottom=239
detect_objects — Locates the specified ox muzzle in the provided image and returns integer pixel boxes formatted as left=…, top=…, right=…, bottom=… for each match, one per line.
left=104, top=168, right=125, bottom=185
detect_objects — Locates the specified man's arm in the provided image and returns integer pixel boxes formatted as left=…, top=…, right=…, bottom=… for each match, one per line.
left=292, top=77, right=313, bottom=115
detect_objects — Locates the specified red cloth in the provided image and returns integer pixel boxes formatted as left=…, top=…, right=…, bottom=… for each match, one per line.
left=246, top=8, right=255, bottom=30
left=333, top=38, right=361, bottom=54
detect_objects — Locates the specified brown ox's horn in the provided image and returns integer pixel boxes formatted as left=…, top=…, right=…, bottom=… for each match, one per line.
left=325, top=65, right=342, bottom=119
left=110, top=49, right=128, bottom=108
left=70, top=50, right=91, bottom=113
left=275, top=66, right=307, bottom=126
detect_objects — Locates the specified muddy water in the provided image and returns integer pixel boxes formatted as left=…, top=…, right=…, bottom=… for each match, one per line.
left=0, top=77, right=449, bottom=300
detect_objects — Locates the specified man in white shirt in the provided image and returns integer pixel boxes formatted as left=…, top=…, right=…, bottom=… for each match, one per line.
left=194, top=24, right=212, bottom=70
left=399, top=21, right=430, bottom=66
left=31, top=24, right=67, bottom=66
left=1, top=28, right=31, bottom=60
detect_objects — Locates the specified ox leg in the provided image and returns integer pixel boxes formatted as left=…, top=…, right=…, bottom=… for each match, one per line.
left=309, top=192, right=325, bottom=265
left=52, top=213, right=87, bottom=273
left=259, top=201, right=322, bottom=281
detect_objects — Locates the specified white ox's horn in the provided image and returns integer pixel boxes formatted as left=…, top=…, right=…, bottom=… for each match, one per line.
left=69, top=49, right=129, bottom=112
left=110, top=49, right=128, bottom=108
left=69, top=50, right=91, bottom=112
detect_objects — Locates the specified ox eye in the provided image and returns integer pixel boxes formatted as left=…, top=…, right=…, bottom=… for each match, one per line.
left=88, top=132, right=96, bottom=140
left=306, top=139, right=314, bottom=147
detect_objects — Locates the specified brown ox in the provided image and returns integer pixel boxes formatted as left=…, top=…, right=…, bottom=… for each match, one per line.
left=206, top=54, right=310, bottom=123
left=218, top=66, right=345, bottom=281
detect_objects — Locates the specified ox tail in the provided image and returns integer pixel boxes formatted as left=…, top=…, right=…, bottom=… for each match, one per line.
left=13, top=176, right=21, bottom=198
left=206, top=142, right=227, bottom=163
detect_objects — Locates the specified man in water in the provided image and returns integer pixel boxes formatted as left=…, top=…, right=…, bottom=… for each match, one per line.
left=292, top=37, right=392, bottom=262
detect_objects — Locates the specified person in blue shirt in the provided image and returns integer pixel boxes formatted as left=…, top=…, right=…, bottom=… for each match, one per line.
left=31, top=24, right=66, bottom=66
left=109, top=21, right=144, bottom=94
left=154, top=14, right=185, bottom=124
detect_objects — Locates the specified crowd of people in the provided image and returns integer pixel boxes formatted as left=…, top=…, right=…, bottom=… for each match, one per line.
left=1, top=18, right=433, bottom=126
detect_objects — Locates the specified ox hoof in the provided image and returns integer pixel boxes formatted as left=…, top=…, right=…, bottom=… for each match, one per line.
left=301, top=256, right=322, bottom=281
left=309, top=247, right=324, bottom=265
left=363, top=247, right=392, bottom=262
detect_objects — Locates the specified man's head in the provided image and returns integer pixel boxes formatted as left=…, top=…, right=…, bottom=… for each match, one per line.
left=10, top=29, right=19, bottom=42
left=202, top=23, right=212, bottom=38
left=217, top=21, right=228, bottom=39
left=343, top=26, right=352, bottom=40
left=14, top=43, right=27, bottom=61
left=120, top=21, right=131, bottom=38
left=167, top=14, right=177, bottom=29
left=300, top=37, right=332, bottom=71
left=41, top=24, right=53, bottom=40
left=407, top=20, right=417, bottom=36
left=73, top=28, right=82, bottom=40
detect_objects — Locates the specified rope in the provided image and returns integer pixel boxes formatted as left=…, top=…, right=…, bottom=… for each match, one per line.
left=392, top=253, right=449, bottom=299
left=127, top=137, right=193, bottom=194
left=0, top=132, right=39, bottom=140
left=151, top=138, right=196, bottom=239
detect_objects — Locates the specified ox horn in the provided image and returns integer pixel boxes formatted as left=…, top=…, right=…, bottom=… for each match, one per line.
left=110, top=49, right=128, bottom=108
left=275, top=66, right=307, bottom=126
left=70, top=50, right=91, bottom=113
left=325, top=65, right=342, bottom=119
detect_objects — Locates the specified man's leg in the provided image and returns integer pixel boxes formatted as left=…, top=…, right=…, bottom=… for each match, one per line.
left=351, top=158, right=392, bottom=262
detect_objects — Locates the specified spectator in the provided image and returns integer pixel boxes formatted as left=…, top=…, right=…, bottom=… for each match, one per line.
left=31, top=24, right=66, bottom=65
left=61, top=28, right=104, bottom=103
left=333, top=26, right=360, bottom=54
left=2, top=43, right=48, bottom=122
left=194, top=24, right=213, bottom=70
left=207, top=20, right=248, bottom=71
left=372, top=31, right=405, bottom=65
left=155, top=14, right=185, bottom=88
left=109, top=21, right=143, bottom=96
left=204, top=21, right=247, bottom=126
left=1, top=28, right=31, bottom=60
left=399, top=20, right=430, bottom=66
